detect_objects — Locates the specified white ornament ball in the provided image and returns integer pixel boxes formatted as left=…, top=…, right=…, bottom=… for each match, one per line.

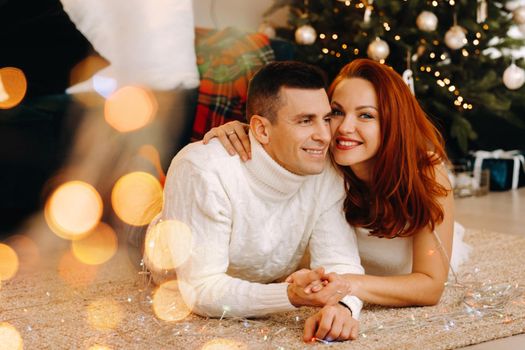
left=416, top=11, right=439, bottom=32
left=445, top=25, right=467, bottom=50
left=367, top=38, right=390, bottom=61
left=295, top=25, right=317, bottom=45
left=503, top=63, right=525, bottom=90
left=258, top=22, right=276, bottom=39
left=513, top=5, right=525, bottom=24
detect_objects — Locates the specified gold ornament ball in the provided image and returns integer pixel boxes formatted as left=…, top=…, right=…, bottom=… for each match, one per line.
left=367, top=38, right=390, bottom=61
left=445, top=26, right=467, bottom=50
left=416, top=11, right=438, bottom=32
left=513, top=6, right=525, bottom=24
left=295, top=25, right=317, bottom=45
left=503, top=63, right=525, bottom=90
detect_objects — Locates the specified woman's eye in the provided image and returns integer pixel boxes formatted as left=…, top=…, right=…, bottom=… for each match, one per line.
left=330, top=108, right=344, bottom=117
left=360, top=113, right=374, bottom=119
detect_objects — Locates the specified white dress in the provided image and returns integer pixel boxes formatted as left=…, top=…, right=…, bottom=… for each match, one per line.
left=355, top=222, right=471, bottom=276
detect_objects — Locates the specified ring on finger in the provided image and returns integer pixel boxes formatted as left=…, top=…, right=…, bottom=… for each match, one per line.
left=226, top=130, right=235, bottom=136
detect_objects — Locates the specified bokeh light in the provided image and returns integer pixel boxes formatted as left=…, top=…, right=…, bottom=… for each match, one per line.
left=86, top=298, right=124, bottom=330
left=45, top=181, right=103, bottom=240
left=5, top=235, right=40, bottom=273
left=201, top=339, right=248, bottom=350
left=88, top=345, right=112, bottom=350
left=72, top=222, right=118, bottom=265
left=0, top=244, right=19, bottom=281
left=153, top=280, right=196, bottom=322
left=58, top=251, right=98, bottom=288
left=144, top=220, right=193, bottom=271
left=104, top=86, right=157, bottom=132
left=0, top=67, right=27, bottom=109
left=111, top=172, right=162, bottom=226
left=0, top=323, right=23, bottom=350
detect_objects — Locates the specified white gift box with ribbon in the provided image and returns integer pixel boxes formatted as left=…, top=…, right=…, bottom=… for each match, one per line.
left=471, top=149, right=525, bottom=190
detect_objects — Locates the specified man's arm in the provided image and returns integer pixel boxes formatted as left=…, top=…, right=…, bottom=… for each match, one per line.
left=163, top=158, right=295, bottom=318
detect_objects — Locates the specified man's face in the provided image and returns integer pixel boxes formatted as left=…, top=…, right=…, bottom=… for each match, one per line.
left=264, top=87, right=332, bottom=176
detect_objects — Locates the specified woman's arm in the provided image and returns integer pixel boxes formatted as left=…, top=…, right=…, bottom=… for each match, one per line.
left=202, top=121, right=251, bottom=161
left=342, top=163, right=455, bottom=306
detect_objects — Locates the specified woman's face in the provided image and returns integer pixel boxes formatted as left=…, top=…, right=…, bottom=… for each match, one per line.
left=329, top=77, right=381, bottom=181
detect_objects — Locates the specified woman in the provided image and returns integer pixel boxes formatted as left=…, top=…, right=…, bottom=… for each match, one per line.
left=202, top=58, right=470, bottom=307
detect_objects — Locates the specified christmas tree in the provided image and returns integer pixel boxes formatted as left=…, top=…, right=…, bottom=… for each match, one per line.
left=264, top=0, right=525, bottom=155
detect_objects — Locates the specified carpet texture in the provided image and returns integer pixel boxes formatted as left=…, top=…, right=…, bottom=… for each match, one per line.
left=1, top=228, right=525, bottom=349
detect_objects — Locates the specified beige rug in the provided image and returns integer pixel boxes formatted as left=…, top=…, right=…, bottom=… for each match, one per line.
left=1, top=228, right=525, bottom=349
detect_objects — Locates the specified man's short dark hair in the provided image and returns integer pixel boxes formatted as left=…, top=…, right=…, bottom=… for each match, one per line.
left=246, top=61, right=327, bottom=123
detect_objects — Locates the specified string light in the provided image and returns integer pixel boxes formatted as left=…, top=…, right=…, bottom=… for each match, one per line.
left=322, top=48, right=329, bottom=54
left=342, top=43, right=348, bottom=49
left=430, top=52, right=436, bottom=59
left=448, top=85, right=456, bottom=92
left=394, top=35, right=401, bottom=40
left=319, top=33, right=326, bottom=39
left=437, top=80, right=446, bottom=87
left=432, top=1, right=438, bottom=6
left=443, top=78, right=451, bottom=85
left=473, top=39, right=479, bottom=45
left=440, top=54, right=447, bottom=60
left=434, top=71, right=441, bottom=77
left=476, top=32, right=482, bottom=38
left=332, top=34, right=338, bottom=40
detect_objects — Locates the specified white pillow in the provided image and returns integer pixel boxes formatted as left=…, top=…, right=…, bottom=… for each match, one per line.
left=61, top=0, right=199, bottom=93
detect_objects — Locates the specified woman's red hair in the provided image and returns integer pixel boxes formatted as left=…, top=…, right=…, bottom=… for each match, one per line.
left=329, top=59, right=449, bottom=238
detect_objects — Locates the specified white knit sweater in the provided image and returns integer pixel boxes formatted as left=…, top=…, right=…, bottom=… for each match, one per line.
left=161, top=133, right=364, bottom=318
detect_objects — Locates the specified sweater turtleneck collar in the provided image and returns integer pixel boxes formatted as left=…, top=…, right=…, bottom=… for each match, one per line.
left=244, top=131, right=310, bottom=200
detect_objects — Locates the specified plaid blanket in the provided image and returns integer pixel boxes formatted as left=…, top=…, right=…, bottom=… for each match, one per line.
left=191, top=28, right=275, bottom=141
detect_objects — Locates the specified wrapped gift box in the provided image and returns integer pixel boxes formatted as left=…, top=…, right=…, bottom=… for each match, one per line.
left=470, top=150, right=525, bottom=191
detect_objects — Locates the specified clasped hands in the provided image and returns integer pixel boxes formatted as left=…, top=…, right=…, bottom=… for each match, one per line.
left=286, top=267, right=359, bottom=342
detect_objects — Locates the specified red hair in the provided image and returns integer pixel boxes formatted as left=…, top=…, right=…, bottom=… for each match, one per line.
left=329, top=59, right=449, bottom=238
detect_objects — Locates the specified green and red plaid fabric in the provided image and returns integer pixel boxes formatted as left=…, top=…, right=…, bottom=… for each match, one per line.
left=191, top=28, right=275, bottom=141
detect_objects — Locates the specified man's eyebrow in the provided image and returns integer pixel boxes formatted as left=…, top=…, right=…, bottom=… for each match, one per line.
left=290, top=113, right=316, bottom=120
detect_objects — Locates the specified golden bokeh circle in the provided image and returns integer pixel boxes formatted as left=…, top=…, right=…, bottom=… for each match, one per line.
left=0, top=322, right=23, bottom=350
left=104, top=86, right=157, bottom=132
left=144, top=219, right=193, bottom=271
left=0, top=67, right=27, bottom=109
left=0, top=244, right=19, bottom=281
left=152, top=280, right=196, bottom=322
left=201, top=339, right=248, bottom=350
left=111, top=172, right=162, bottom=226
left=88, top=345, right=112, bottom=350
left=86, top=298, right=124, bottom=330
left=72, top=222, right=118, bottom=265
left=45, top=181, right=103, bottom=240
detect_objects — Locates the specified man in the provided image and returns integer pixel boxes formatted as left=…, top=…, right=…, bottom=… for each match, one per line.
left=153, top=61, right=364, bottom=342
